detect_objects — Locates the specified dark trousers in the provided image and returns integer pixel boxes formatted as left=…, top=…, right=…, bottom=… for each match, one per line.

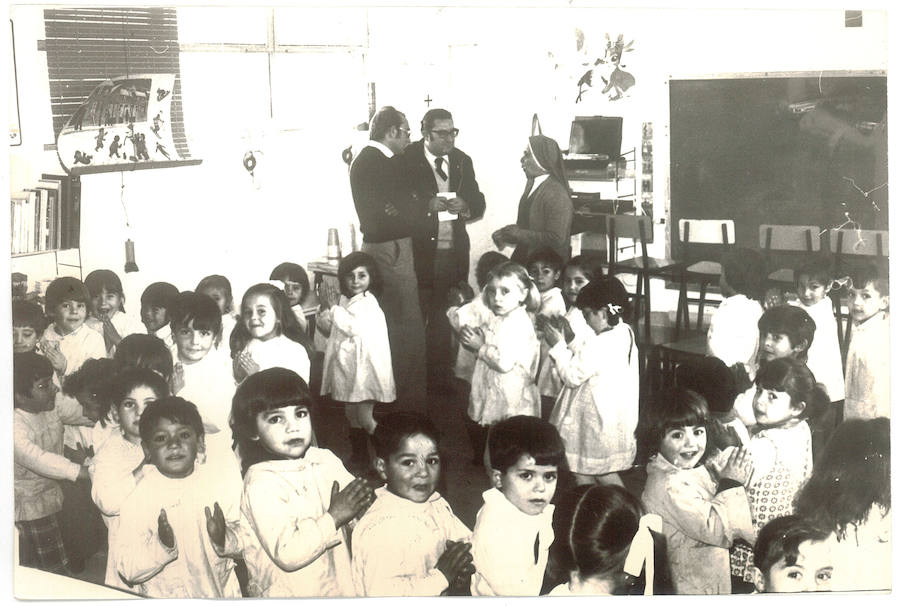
left=420, top=248, right=458, bottom=390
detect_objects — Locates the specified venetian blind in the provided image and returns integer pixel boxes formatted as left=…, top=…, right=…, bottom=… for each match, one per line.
left=43, top=6, right=192, bottom=158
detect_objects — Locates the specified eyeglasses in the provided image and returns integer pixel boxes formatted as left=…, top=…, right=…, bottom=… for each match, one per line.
left=430, top=128, right=459, bottom=138
left=397, top=127, right=411, bottom=136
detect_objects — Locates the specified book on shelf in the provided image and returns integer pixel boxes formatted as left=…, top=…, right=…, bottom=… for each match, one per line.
left=10, top=174, right=81, bottom=255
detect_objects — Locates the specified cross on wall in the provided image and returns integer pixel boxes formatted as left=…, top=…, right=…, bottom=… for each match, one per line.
left=424, top=94, right=433, bottom=107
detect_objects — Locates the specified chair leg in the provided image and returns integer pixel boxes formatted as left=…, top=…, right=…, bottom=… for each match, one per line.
left=697, top=279, right=708, bottom=332
left=675, top=271, right=687, bottom=340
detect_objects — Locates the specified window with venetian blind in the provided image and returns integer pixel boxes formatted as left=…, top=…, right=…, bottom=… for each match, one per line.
left=42, top=6, right=193, bottom=159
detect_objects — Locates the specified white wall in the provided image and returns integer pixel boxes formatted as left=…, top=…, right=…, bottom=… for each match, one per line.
left=7, top=4, right=889, bottom=315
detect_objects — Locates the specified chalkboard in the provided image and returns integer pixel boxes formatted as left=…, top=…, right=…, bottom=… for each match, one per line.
left=669, top=74, right=887, bottom=262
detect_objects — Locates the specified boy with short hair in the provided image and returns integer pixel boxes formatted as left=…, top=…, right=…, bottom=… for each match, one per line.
left=141, top=281, right=180, bottom=348
left=40, top=277, right=107, bottom=379
left=352, top=412, right=473, bottom=596
left=844, top=264, right=890, bottom=419
left=13, top=300, right=47, bottom=354
left=115, top=397, right=244, bottom=598
left=527, top=247, right=566, bottom=421
left=13, top=352, right=91, bottom=575
left=752, top=515, right=833, bottom=593
left=470, top=415, right=565, bottom=596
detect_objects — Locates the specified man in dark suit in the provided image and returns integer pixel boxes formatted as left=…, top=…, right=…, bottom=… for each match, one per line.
left=349, top=106, right=426, bottom=415
left=398, top=108, right=486, bottom=392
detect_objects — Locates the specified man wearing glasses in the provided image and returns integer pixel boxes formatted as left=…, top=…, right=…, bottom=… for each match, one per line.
left=350, top=106, right=426, bottom=410
left=399, top=108, right=486, bottom=394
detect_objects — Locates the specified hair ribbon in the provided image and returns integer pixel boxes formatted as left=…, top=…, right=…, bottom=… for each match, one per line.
left=623, top=513, right=662, bottom=595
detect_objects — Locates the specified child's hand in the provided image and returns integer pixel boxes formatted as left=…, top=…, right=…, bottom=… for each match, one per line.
left=543, top=322, right=563, bottom=347
left=318, top=280, right=340, bottom=309
left=559, top=316, right=575, bottom=343
left=237, top=351, right=260, bottom=378
left=720, top=447, right=754, bottom=486
left=101, top=317, right=123, bottom=349
left=204, top=502, right=227, bottom=550
left=435, top=540, right=474, bottom=585
left=157, top=508, right=175, bottom=549
left=64, top=443, right=89, bottom=465
left=41, top=341, right=67, bottom=375
left=327, top=479, right=375, bottom=528
left=170, top=362, right=185, bottom=395
left=447, top=286, right=466, bottom=309
left=459, top=326, right=484, bottom=351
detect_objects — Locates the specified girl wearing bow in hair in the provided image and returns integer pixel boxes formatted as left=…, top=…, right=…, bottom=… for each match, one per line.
left=545, top=278, right=639, bottom=488
left=547, top=484, right=671, bottom=595
left=492, top=135, right=573, bottom=265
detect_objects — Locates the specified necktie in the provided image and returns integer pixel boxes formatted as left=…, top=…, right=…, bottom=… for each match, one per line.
left=435, top=156, right=448, bottom=181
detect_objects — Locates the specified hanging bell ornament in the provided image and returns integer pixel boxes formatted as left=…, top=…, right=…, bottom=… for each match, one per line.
left=124, top=239, right=139, bottom=273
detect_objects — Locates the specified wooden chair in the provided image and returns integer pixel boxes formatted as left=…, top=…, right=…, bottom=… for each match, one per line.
left=758, top=224, right=821, bottom=289
left=828, top=227, right=889, bottom=360
left=672, top=218, right=735, bottom=338
left=605, top=214, right=683, bottom=340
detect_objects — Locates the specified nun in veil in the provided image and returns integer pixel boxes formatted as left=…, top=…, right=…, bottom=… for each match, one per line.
left=492, top=134, right=574, bottom=264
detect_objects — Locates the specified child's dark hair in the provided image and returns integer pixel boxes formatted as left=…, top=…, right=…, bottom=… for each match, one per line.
left=13, top=352, right=54, bottom=399
left=483, top=262, right=541, bottom=313
left=475, top=251, right=509, bottom=289
left=488, top=415, right=565, bottom=473
left=575, top=277, right=630, bottom=326
left=230, top=284, right=313, bottom=359
left=114, top=334, right=174, bottom=381
left=795, top=418, right=890, bottom=540
left=109, top=366, right=169, bottom=411
left=850, top=262, right=890, bottom=297
left=170, top=290, right=223, bottom=345
left=722, top=247, right=766, bottom=301
left=196, top=274, right=234, bottom=313
left=639, top=388, right=710, bottom=459
left=84, top=269, right=125, bottom=312
left=795, top=256, right=833, bottom=289
left=12, top=300, right=48, bottom=334
left=674, top=356, right=736, bottom=415
left=44, top=276, right=90, bottom=311
left=564, top=255, right=604, bottom=283
left=141, top=282, right=179, bottom=310
left=62, top=358, right=119, bottom=413
left=526, top=246, right=564, bottom=274
left=755, top=358, right=829, bottom=422
left=373, top=411, right=441, bottom=460
left=231, top=367, right=316, bottom=474
left=138, top=397, right=205, bottom=444
left=270, top=262, right=311, bottom=301
left=337, top=252, right=381, bottom=298
left=753, top=515, right=831, bottom=575
left=758, top=305, right=816, bottom=362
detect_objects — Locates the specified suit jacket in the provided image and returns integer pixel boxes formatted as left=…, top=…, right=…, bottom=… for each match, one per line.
left=350, top=145, right=416, bottom=244
left=398, top=139, right=486, bottom=288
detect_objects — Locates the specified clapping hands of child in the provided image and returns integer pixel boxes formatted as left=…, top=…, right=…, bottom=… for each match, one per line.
left=158, top=508, right=176, bottom=549
left=458, top=326, right=485, bottom=351
left=40, top=341, right=67, bottom=375
left=171, top=362, right=185, bottom=395
left=205, top=502, right=227, bottom=550
left=100, top=315, right=123, bottom=350
left=719, top=447, right=754, bottom=486
left=436, top=540, right=475, bottom=594
left=234, top=351, right=260, bottom=382
left=318, top=279, right=342, bottom=310
left=327, top=479, right=375, bottom=528
left=64, top=442, right=93, bottom=465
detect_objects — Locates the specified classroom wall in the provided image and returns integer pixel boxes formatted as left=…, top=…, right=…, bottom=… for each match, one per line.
left=8, top=5, right=888, bottom=315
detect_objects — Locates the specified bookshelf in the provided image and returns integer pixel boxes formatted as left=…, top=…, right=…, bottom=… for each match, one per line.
left=10, top=174, right=82, bottom=299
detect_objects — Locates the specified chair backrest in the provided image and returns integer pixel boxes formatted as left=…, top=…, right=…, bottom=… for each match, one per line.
left=606, top=214, right=652, bottom=267
left=828, top=228, right=889, bottom=257
left=758, top=224, right=821, bottom=252
left=678, top=218, right=735, bottom=245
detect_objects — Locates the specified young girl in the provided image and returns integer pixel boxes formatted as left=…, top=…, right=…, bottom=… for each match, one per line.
left=197, top=274, right=239, bottom=351
left=795, top=417, right=890, bottom=592
left=270, top=261, right=312, bottom=332
left=84, top=269, right=144, bottom=354
left=537, top=256, right=598, bottom=419
left=318, top=252, right=395, bottom=471
left=460, top=261, right=541, bottom=427
left=548, top=485, right=668, bottom=596
left=352, top=412, right=473, bottom=596
left=230, top=283, right=312, bottom=384
left=447, top=251, right=507, bottom=464
left=547, top=278, right=638, bottom=487
left=706, top=248, right=766, bottom=380
left=140, top=281, right=179, bottom=349
left=640, top=388, right=755, bottom=594
left=89, top=367, right=169, bottom=589
left=230, top=368, right=375, bottom=597
left=729, top=357, right=827, bottom=585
